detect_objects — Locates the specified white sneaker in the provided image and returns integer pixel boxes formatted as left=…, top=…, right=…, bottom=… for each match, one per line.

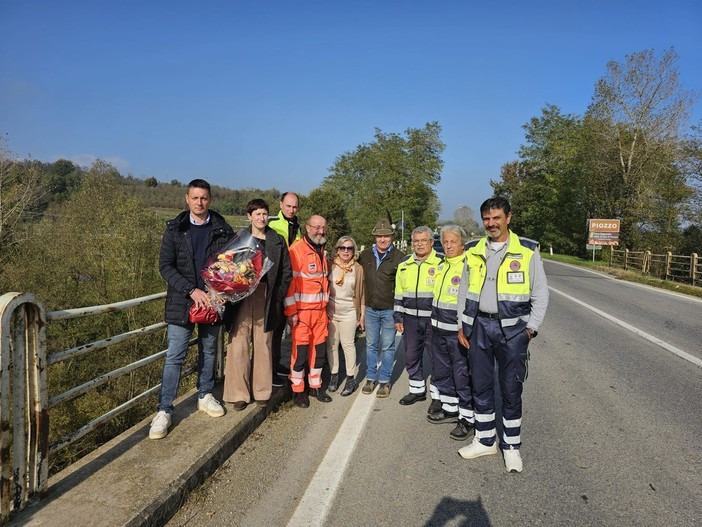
left=458, top=438, right=498, bottom=459
left=198, top=393, right=225, bottom=417
left=149, top=411, right=171, bottom=440
left=503, top=447, right=523, bottom=473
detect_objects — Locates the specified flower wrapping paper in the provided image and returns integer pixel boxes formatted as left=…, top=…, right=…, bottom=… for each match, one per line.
left=200, top=229, right=273, bottom=313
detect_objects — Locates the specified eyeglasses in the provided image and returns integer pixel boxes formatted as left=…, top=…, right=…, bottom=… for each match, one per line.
left=338, top=246, right=354, bottom=252
left=308, top=225, right=325, bottom=231
left=413, top=239, right=430, bottom=245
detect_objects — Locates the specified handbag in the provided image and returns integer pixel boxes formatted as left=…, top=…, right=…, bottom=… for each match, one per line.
left=188, top=303, right=220, bottom=324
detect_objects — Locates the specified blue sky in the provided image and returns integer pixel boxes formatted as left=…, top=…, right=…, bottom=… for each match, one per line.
left=1, top=1, right=701, bottom=220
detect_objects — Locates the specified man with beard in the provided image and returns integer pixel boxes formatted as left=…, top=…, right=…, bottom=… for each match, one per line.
left=457, top=197, right=548, bottom=473
left=284, top=215, right=333, bottom=407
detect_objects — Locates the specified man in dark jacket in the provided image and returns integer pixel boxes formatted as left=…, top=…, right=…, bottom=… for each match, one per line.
left=357, top=218, right=405, bottom=398
left=150, top=179, right=235, bottom=440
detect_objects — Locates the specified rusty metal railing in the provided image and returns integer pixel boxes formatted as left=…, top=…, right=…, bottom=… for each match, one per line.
left=0, top=291, right=224, bottom=524
left=0, top=293, right=48, bottom=526
left=609, top=249, right=700, bottom=287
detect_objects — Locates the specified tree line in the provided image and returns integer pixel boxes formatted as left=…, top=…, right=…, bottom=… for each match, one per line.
left=491, top=49, right=702, bottom=256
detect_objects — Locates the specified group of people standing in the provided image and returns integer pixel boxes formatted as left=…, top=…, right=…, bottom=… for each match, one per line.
left=392, top=200, right=548, bottom=473
left=149, top=179, right=548, bottom=474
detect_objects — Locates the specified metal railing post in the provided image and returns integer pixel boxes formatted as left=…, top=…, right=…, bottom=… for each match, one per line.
left=0, top=293, right=48, bottom=524
left=691, top=253, right=698, bottom=286
left=665, top=251, right=672, bottom=280
left=215, top=325, right=225, bottom=381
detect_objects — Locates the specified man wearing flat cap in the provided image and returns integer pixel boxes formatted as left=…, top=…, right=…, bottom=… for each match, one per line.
left=357, top=218, right=405, bottom=398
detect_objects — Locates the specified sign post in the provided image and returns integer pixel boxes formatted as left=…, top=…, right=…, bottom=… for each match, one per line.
left=587, top=219, right=620, bottom=261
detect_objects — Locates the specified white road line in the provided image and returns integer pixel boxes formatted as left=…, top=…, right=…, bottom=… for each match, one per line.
left=549, top=285, right=702, bottom=369
left=286, top=381, right=380, bottom=527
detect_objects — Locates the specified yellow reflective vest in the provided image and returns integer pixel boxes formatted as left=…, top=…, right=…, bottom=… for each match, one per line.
left=430, top=253, right=466, bottom=332
left=461, top=231, right=536, bottom=339
left=393, top=249, right=442, bottom=322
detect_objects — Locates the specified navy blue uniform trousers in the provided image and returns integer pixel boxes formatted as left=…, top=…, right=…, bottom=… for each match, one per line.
left=469, top=316, right=530, bottom=449
left=402, top=314, right=433, bottom=394
left=430, top=327, right=473, bottom=422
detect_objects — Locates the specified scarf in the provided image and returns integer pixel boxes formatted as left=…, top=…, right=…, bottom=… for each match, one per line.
left=334, top=256, right=355, bottom=286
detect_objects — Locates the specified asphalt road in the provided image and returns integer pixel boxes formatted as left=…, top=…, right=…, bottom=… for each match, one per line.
left=168, top=261, right=702, bottom=527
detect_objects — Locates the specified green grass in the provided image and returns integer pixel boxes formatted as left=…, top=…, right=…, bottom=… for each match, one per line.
left=542, top=253, right=702, bottom=299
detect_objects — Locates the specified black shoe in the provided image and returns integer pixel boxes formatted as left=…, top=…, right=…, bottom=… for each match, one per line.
left=328, top=373, right=339, bottom=392
left=256, top=400, right=269, bottom=408
left=272, top=373, right=284, bottom=388
left=450, top=419, right=474, bottom=440
left=399, top=392, right=427, bottom=406
left=293, top=392, right=310, bottom=408
left=232, top=401, right=247, bottom=411
left=276, top=364, right=291, bottom=376
left=310, top=387, right=332, bottom=403
left=428, top=399, right=442, bottom=414
left=427, top=409, right=459, bottom=424
left=340, top=378, right=358, bottom=396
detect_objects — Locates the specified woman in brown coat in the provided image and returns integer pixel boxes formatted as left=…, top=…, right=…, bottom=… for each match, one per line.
left=326, top=236, right=365, bottom=396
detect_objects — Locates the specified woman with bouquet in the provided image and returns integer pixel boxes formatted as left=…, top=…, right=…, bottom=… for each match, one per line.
left=223, top=199, right=292, bottom=409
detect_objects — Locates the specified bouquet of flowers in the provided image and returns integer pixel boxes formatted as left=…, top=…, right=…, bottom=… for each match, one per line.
left=201, top=229, right=273, bottom=314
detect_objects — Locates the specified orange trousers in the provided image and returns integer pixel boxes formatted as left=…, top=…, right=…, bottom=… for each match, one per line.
left=289, top=309, right=328, bottom=393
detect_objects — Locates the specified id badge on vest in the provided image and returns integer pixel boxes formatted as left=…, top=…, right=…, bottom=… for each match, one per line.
left=507, top=271, right=525, bottom=284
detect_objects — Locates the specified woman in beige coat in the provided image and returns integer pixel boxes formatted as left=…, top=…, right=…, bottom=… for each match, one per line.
left=326, top=236, right=365, bottom=396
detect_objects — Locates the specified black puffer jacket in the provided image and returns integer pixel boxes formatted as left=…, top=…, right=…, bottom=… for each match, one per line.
left=159, top=210, right=235, bottom=326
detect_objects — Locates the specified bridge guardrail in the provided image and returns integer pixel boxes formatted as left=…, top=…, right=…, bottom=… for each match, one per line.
left=0, top=291, right=224, bottom=524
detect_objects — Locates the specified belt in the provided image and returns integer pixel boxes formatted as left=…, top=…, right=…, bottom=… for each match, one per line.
left=477, top=311, right=500, bottom=320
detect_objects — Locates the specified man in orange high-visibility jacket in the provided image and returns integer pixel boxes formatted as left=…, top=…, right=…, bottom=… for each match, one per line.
left=284, top=215, right=333, bottom=408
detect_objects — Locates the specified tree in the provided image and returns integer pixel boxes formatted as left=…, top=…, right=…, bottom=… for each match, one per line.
left=682, top=121, right=702, bottom=226
left=679, top=224, right=702, bottom=254
left=451, top=205, right=481, bottom=238
left=0, top=137, right=46, bottom=267
left=585, top=48, right=696, bottom=249
left=492, top=105, right=589, bottom=254
left=490, top=50, right=698, bottom=254
left=43, top=158, right=82, bottom=202
left=324, top=122, right=445, bottom=246
left=0, top=160, right=168, bottom=471
left=145, top=176, right=158, bottom=187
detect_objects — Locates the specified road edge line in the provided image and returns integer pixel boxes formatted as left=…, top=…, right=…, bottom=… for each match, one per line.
left=549, top=285, right=702, bottom=369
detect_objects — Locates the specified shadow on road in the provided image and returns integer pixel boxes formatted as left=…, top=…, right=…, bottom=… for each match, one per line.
left=423, top=496, right=492, bottom=527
